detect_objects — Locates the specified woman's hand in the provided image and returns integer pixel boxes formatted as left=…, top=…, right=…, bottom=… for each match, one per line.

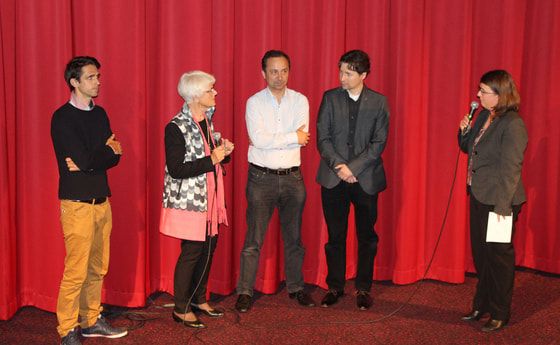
left=211, top=145, right=226, bottom=165
left=495, top=213, right=507, bottom=222
left=223, top=138, right=235, bottom=156
left=459, top=114, right=471, bottom=132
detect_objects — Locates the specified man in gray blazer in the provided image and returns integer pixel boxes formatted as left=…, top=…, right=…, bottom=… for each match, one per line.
left=316, top=50, right=389, bottom=311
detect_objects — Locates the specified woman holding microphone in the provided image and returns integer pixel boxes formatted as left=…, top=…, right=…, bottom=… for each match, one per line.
left=458, top=70, right=528, bottom=332
left=160, top=71, right=234, bottom=329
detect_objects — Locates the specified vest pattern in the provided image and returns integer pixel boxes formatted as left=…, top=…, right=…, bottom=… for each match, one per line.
left=162, top=103, right=215, bottom=212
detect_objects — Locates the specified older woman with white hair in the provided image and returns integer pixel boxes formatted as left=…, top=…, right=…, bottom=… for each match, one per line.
left=160, top=71, right=234, bottom=329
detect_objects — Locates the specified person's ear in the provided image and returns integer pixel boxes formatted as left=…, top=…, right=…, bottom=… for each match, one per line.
left=70, top=78, right=80, bottom=88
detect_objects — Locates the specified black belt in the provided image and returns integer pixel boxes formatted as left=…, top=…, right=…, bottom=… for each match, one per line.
left=68, top=197, right=107, bottom=204
left=250, top=163, right=299, bottom=175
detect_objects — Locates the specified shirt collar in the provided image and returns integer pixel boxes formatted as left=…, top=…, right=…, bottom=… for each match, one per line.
left=69, top=91, right=95, bottom=111
left=265, top=87, right=289, bottom=102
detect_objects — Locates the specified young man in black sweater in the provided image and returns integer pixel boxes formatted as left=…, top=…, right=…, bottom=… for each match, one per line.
left=51, top=56, right=126, bottom=345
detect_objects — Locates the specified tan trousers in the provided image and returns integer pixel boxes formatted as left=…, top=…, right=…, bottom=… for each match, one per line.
left=56, top=199, right=112, bottom=337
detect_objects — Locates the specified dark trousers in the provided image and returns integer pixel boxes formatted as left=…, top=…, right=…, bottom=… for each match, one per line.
left=469, top=195, right=521, bottom=321
left=237, top=165, right=307, bottom=296
left=173, top=234, right=218, bottom=314
left=321, top=182, right=379, bottom=292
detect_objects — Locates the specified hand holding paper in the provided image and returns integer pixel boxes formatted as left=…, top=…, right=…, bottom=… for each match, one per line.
left=486, top=212, right=513, bottom=243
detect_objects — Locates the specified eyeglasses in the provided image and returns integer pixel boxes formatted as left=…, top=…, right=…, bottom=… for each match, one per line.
left=478, top=86, right=496, bottom=95
left=206, top=88, right=216, bottom=94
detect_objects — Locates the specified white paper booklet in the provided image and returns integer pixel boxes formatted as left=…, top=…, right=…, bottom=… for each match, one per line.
left=486, top=212, right=513, bottom=243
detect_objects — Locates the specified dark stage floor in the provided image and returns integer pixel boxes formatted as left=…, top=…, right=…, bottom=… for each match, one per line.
left=1, top=268, right=559, bottom=344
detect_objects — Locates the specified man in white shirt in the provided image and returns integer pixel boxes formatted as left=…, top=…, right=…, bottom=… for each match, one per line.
left=235, top=50, right=315, bottom=312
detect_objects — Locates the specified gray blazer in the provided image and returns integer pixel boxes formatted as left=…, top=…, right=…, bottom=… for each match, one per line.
left=316, top=86, right=390, bottom=195
left=458, top=109, right=528, bottom=215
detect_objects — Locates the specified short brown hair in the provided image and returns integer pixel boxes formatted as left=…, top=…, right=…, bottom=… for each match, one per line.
left=64, top=56, right=100, bottom=91
left=480, top=70, right=520, bottom=116
left=339, top=50, right=370, bottom=76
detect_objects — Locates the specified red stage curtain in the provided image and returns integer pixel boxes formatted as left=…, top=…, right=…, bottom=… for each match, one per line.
left=1, top=0, right=559, bottom=320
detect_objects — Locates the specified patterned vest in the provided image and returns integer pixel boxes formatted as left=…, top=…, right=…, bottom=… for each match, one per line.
left=162, top=103, right=215, bottom=212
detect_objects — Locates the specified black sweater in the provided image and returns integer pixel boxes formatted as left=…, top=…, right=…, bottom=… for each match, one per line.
left=51, top=102, right=120, bottom=200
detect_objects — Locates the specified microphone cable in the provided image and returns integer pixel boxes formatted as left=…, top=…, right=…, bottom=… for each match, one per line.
left=356, top=146, right=463, bottom=324
left=178, top=125, right=221, bottom=326
left=178, top=173, right=219, bottom=325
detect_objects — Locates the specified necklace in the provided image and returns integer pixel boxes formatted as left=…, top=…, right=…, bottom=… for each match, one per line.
left=198, top=116, right=213, bottom=149
left=204, top=117, right=213, bottom=148
left=188, top=104, right=214, bottom=149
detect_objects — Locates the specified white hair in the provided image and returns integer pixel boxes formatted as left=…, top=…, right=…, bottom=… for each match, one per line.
left=177, top=70, right=216, bottom=104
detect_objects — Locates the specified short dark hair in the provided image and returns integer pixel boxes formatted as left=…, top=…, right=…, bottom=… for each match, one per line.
left=480, top=70, right=520, bottom=116
left=261, top=50, right=290, bottom=71
left=338, top=50, right=370, bottom=76
left=64, top=56, right=101, bottom=91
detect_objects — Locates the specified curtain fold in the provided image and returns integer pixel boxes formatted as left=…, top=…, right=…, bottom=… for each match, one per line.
left=0, top=0, right=18, bottom=321
left=1, top=0, right=558, bottom=320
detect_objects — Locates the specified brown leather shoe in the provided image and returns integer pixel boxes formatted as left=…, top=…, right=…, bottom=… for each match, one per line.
left=481, top=319, right=508, bottom=332
left=235, top=294, right=251, bottom=313
left=289, top=291, right=316, bottom=307
left=356, top=291, right=372, bottom=311
left=320, top=290, right=344, bottom=307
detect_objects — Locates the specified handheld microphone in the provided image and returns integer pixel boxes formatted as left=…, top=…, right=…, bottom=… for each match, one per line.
left=212, top=132, right=222, bottom=147
left=468, top=101, right=479, bottom=120
left=212, top=132, right=227, bottom=175
left=462, top=101, right=479, bottom=136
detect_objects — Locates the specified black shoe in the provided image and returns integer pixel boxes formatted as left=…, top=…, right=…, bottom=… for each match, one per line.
left=289, top=291, right=316, bottom=307
left=481, top=319, right=508, bottom=332
left=356, top=291, right=372, bottom=311
left=461, top=310, right=484, bottom=322
left=61, top=328, right=81, bottom=345
left=235, top=294, right=251, bottom=313
left=81, top=315, right=127, bottom=338
left=191, top=304, right=225, bottom=318
left=172, top=311, right=206, bottom=329
left=320, top=290, right=344, bottom=307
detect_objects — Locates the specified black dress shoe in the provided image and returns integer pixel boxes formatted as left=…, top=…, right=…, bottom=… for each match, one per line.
left=320, top=290, right=344, bottom=307
left=461, top=310, right=484, bottom=322
left=172, top=311, right=206, bottom=329
left=289, top=291, right=316, bottom=307
left=356, top=291, right=372, bottom=311
left=235, top=294, right=251, bottom=313
left=191, top=304, right=225, bottom=318
left=481, top=319, right=507, bottom=332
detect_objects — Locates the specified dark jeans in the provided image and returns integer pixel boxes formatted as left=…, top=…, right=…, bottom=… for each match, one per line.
left=173, top=234, right=218, bottom=314
left=236, top=165, right=306, bottom=295
left=321, top=182, right=379, bottom=292
left=469, top=195, right=521, bottom=321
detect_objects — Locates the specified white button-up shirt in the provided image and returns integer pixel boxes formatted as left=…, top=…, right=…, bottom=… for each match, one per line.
left=246, top=87, right=309, bottom=169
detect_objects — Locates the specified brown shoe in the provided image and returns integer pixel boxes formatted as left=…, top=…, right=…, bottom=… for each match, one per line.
left=320, top=290, right=344, bottom=307
left=481, top=319, right=508, bottom=332
left=289, top=291, right=316, bottom=307
left=356, top=291, right=372, bottom=311
left=235, top=294, right=251, bottom=313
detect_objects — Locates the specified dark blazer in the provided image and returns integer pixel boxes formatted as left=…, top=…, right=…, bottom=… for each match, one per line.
left=316, top=86, right=390, bottom=195
left=458, top=109, right=528, bottom=215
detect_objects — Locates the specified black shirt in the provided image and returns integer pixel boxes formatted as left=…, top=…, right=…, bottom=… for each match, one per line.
left=347, top=92, right=362, bottom=160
